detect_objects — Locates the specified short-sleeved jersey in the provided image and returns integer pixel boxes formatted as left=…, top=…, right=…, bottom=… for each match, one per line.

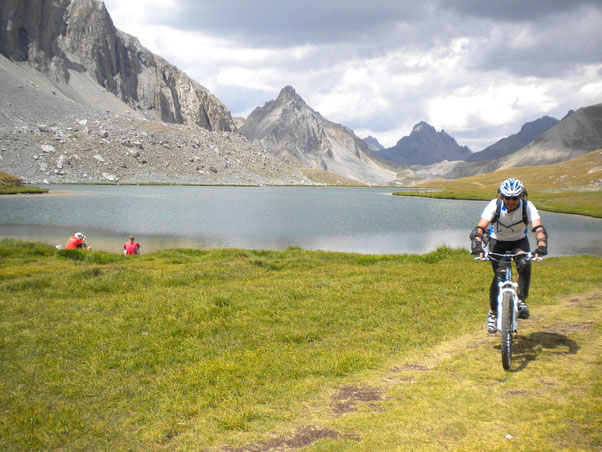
left=123, top=241, right=140, bottom=255
left=480, top=199, right=540, bottom=241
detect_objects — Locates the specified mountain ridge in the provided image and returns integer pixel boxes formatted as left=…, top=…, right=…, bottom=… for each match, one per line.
left=498, top=103, right=602, bottom=169
left=433, top=103, right=602, bottom=180
left=466, top=116, right=560, bottom=162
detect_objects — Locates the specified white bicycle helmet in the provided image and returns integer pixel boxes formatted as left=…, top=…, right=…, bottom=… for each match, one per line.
left=499, top=178, right=524, bottom=197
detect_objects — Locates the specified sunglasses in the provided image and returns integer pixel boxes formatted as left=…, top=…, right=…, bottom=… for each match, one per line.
left=504, top=196, right=520, bottom=200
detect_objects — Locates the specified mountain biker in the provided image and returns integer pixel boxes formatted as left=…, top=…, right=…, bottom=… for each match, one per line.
left=470, top=178, right=548, bottom=333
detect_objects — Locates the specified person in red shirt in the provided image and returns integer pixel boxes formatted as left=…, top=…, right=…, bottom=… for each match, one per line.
left=65, top=232, right=90, bottom=249
left=123, top=235, right=141, bottom=255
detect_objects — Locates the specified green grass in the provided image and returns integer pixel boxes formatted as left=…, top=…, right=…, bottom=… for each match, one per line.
left=0, top=171, right=48, bottom=194
left=394, top=149, right=602, bottom=217
left=0, top=240, right=600, bottom=450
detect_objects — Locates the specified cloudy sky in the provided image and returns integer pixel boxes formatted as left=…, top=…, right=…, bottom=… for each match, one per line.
left=102, top=0, right=602, bottom=151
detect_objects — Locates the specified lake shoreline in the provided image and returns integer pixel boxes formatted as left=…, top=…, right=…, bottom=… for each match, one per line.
left=0, top=190, right=76, bottom=198
left=392, top=190, right=602, bottom=219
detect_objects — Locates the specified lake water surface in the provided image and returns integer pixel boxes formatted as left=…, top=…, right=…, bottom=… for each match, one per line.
left=1, top=185, right=600, bottom=256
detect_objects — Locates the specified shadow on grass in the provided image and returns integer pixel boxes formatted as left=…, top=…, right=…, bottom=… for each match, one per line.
left=499, top=332, right=580, bottom=372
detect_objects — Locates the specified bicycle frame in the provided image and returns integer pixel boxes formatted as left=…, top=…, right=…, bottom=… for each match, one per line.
left=476, top=251, right=535, bottom=333
left=493, top=254, right=520, bottom=333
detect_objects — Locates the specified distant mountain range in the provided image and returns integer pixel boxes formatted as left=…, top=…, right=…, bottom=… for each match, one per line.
left=370, top=115, right=563, bottom=167
left=362, top=106, right=601, bottom=185
left=440, top=103, right=602, bottom=179
left=375, top=122, right=472, bottom=165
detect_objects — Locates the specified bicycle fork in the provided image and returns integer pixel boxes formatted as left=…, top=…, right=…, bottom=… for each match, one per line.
left=497, top=281, right=518, bottom=333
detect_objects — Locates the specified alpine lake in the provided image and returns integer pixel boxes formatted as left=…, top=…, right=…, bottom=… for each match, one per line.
left=1, top=184, right=601, bottom=256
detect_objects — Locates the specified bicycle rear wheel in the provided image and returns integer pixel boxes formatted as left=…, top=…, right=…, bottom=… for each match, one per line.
left=500, top=292, right=514, bottom=370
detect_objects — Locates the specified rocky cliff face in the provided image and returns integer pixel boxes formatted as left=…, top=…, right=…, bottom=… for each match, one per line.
left=239, top=86, right=397, bottom=185
left=0, top=0, right=236, bottom=132
left=377, top=122, right=472, bottom=166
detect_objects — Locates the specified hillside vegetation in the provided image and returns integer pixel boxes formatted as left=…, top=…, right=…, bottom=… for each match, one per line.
left=300, top=169, right=367, bottom=186
left=0, top=171, right=48, bottom=194
left=1, top=240, right=600, bottom=450
left=395, top=149, right=602, bottom=217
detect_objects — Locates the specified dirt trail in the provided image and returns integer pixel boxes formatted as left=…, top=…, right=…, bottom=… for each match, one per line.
left=226, top=288, right=601, bottom=451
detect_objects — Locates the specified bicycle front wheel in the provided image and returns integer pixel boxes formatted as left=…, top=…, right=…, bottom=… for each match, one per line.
left=500, top=292, right=514, bottom=370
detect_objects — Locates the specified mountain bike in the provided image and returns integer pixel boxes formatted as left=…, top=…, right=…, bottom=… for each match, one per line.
left=477, top=251, right=541, bottom=370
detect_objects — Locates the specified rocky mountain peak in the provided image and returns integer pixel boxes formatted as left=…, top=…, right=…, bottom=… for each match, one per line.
left=411, top=121, right=435, bottom=135
left=447, top=102, right=602, bottom=178
left=517, top=116, right=559, bottom=138
left=497, top=102, right=602, bottom=169
left=239, top=88, right=396, bottom=185
left=278, top=85, right=301, bottom=100
left=271, top=86, right=309, bottom=112
left=0, top=0, right=313, bottom=186
left=362, top=136, right=385, bottom=152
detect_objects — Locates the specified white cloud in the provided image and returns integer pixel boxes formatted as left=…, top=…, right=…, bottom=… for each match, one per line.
left=429, top=82, right=554, bottom=131
left=579, top=78, right=602, bottom=97
left=216, top=67, right=283, bottom=93
left=103, top=0, right=177, bottom=29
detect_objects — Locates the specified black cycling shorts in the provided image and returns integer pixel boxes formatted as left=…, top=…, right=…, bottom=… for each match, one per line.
left=488, top=236, right=530, bottom=273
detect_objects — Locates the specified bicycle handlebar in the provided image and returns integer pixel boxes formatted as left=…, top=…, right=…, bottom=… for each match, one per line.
left=474, top=251, right=543, bottom=262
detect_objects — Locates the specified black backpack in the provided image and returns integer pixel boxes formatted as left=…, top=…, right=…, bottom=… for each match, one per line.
left=491, top=190, right=529, bottom=227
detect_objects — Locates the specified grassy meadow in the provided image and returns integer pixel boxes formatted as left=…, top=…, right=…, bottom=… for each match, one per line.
left=394, top=149, right=602, bottom=217
left=1, top=240, right=600, bottom=450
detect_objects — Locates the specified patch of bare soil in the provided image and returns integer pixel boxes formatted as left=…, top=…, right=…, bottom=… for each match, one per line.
left=331, top=385, right=384, bottom=415
left=391, top=363, right=430, bottom=372
left=224, top=426, right=346, bottom=452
